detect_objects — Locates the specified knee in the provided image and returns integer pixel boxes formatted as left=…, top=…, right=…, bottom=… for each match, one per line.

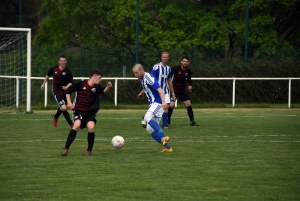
left=60, top=105, right=67, bottom=111
left=86, top=122, right=95, bottom=133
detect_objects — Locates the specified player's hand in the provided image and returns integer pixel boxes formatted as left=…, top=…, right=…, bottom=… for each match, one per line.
left=137, top=93, right=144, bottom=100
left=171, top=92, right=175, bottom=100
left=67, top=102, right=73, bottom=110
left=62, top=86, right=67, bottom=90
left=40, top=84, right=45, bottom=90
left=188, top=86, right=192, bottom=92
left=107, top=81, right=113, bottom=88
left=161, top=102, right=167, bottom=109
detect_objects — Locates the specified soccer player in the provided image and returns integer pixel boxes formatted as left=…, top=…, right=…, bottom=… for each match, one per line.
left=139, top=52, right=175, bottom=129
left=61, top=69, right=113, bottom=156
left=168, top=56, right=199, bottom=126
left=133, top=63, right=172, bottom=153
left=40, top=55, right=74, bottom=128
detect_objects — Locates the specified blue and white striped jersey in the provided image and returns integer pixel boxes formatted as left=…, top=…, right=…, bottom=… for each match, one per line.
left=150, top=62, right=172, bottom=94
left=141, top=72, right=162, bottom=105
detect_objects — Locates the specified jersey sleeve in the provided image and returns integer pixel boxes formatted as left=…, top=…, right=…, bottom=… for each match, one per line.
left=65, top=81, right=82, bottom=94
left=46, top=67, right=55, bottom=76
left=67, top=69, right=73, bottom=84
left=146, top=74, right=160, bottom=90
left=167, top=67, right=173, bottom=79
left=187, top=69, right=193, bottom=86
left=97, top=85, right=105, bottom=94
left=150, top=66, right=159, bottom=78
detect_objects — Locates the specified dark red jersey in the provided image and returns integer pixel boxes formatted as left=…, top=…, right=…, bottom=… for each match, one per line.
left=171, top=65, right=193, bottom=93
left=66, top=80, right=106, bottom=113
left=47, top=66, right=73, bottom=95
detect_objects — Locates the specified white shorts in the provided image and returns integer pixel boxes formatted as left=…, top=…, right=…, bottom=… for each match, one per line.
left=164, top=93, right=170, bottom=104
left=148, top=103, right=164, bottom=118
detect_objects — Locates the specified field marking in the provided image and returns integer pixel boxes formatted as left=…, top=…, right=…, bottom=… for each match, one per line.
left=0, top=114, right=297, bottom=121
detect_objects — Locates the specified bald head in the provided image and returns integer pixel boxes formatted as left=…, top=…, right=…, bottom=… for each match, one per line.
left=132, top=63, right=145, bottom=79
left=132, top=63, right=144, bottom=71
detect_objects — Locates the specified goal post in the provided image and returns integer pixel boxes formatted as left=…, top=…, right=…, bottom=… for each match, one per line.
left=0, top=27, right=31, bottom=113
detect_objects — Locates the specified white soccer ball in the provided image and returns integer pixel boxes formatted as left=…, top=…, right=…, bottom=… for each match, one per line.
left=111, top=135, right=125, bottom=149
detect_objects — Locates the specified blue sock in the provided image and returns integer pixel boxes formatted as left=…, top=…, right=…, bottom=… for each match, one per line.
left=151, top=131, right=171, bottom=148
left=148, top=119, right=166, bottom=138
left=162, top=112, right=168, bottom=127
left=151, top=131, right=162, bottom=144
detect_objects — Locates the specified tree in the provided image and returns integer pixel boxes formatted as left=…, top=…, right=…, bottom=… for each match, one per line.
left=0, top=0, right=43, bottom=36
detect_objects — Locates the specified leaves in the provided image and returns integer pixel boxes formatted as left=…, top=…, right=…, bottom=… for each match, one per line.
left=33, top=0, right=299, bottom=52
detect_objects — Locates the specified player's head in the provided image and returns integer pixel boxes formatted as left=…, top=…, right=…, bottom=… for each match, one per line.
left=58, top=55, right=67, bottom=68
left=181, top=56, right=189, bottom=68
left=161, top=52, right=169, bottom=65
left=132, top=64, right=145, bottom=80
left=89, top=68, right=103, bottom=84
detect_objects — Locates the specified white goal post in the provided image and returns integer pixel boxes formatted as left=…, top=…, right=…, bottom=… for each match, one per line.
left=0, top=27, right=31, bottom=113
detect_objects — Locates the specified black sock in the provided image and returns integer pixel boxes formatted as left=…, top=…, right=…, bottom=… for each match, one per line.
left=54, top=108, right=62, bottom=119
left=187, top=106, right=194, bottom=122
left=65, top=129, right=77, bottom=149
left=168, top=107, right=174, bottom=125
left=87, top=132, right=95, bottom=151
left=63, top=110, right=73, bottom=125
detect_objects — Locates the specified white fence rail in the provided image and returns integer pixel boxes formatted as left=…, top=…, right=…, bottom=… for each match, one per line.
left=1, top=76, right=300, bottom=110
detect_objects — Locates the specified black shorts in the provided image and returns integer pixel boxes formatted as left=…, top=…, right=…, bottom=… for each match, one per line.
left=54, top=95, right=67, bottom=107
left=171, top=90, right=190, bottom=102
left=72, top=111, right=97, bottom=129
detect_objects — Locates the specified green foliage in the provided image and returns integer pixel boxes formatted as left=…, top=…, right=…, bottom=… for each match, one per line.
left=34, top=0, right=299, bottom=53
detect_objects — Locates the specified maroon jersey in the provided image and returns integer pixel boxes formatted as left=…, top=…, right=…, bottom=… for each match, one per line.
left=47, top=66, right=73, bottom=95
left=171, top=65, right=193, bottom=93
left=66, top=80, right=106, bottom=113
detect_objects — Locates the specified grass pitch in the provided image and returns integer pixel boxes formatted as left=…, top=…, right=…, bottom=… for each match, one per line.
left=0, top=108, right=299, bottom=201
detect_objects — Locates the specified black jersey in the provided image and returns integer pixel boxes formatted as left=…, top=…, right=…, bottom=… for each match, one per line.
left=47, top=66, right=73, bottom=95
left=66, top=80, right=106, bottom=113
left=171, top=65, right=192, bottom=93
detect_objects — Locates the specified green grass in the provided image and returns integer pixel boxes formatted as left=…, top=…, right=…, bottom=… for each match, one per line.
left=30, top=103, right=300, bottom=111
left=0, top=108, right=300, bottom=201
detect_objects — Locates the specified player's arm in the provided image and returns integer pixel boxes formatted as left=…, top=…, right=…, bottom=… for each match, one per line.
left=103, top=81, right=113, bottom=93
left=40, top=75, right=50, bottom=90
left=65, top=81, right=81, bottom=109
left=157, top=88, right=167, bottom=109
left=187, top=69, right=193, bottom=92
left=62, top=70, right=73, bottom=90
left=41, top=67, right=54, bottom=90
left=137, top=90, right=145, bottom=100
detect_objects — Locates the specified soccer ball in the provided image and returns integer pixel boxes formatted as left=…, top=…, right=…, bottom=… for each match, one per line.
left=111, top=135, right=125, bottom=149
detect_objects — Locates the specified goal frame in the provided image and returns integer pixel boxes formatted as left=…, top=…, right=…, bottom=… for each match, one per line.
left=0, top=27, right=31, bottom=112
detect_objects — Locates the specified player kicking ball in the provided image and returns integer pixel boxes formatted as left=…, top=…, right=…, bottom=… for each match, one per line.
left=133, top=63, right=172, bottom=153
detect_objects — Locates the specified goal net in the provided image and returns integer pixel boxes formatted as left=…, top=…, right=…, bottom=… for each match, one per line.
left=0, top=27, right=31, bottom=113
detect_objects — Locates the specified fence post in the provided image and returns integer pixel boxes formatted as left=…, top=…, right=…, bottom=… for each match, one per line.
left=288, top=79, right=291, bottom=108
left=232, top=78, right=236, bottom=107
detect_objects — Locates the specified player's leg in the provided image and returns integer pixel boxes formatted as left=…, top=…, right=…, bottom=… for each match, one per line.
left=85, top=113, right=97, bottom=157
left=61, top=95, right=74, bottom=127
left=168, top=97, right=176, bottom=125
left=144, top=104, right=171, bottom=151
left=162, top=93, right=170, bottom=128
left=52, top=95, right=63, bottom=127
left=61, top=112, right=82, bottom=156
left=182, top=91, right=199, bottom=126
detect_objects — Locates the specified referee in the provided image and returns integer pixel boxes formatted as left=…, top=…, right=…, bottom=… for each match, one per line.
left=168, top=56, right=199, bottom=126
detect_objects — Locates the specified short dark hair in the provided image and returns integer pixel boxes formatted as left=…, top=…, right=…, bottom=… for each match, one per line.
left=90, top=68, right=103, bottom=78
left=182, top=56, right=189, bottom=61
left=59, top=55, right=67, bottom=60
